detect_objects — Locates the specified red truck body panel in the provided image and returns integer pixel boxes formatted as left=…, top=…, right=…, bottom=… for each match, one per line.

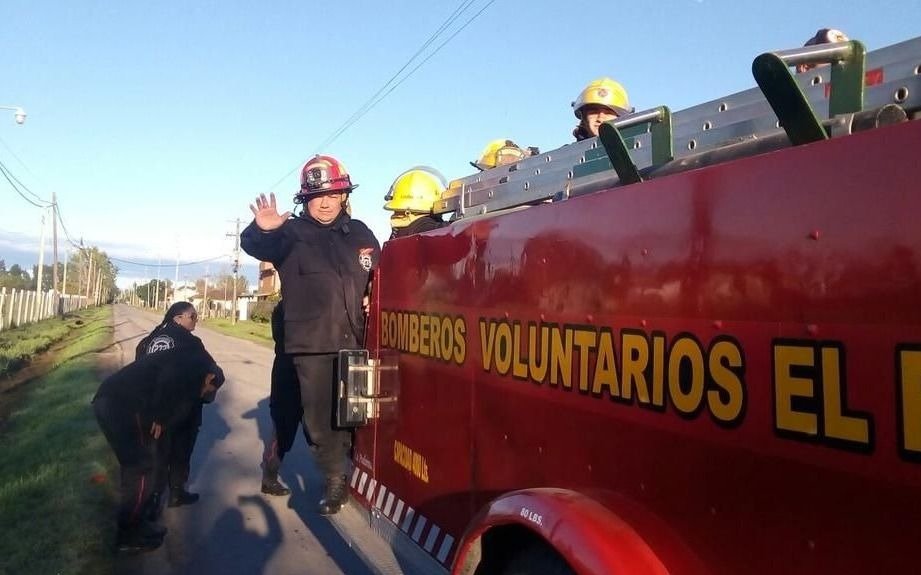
left=351, top=119, right=921, bottom=574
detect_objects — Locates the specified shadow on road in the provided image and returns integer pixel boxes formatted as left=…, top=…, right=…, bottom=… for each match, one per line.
left=179, top=495, right=281, bottom=575
left=282, top=451, right=375, bottom=575
left=246, top=397, right=374, bottom=575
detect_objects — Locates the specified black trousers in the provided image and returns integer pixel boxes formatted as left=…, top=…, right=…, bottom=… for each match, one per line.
left=93, top=397, right=156, bottom=530
left=264, top=353, right=309, bottom=472
left=154, top=405, right=202, bottom=492
left=292, top=354, right=350, bottom=477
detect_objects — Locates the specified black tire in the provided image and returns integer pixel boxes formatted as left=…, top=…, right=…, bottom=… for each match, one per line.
left=501, top=544, right=576, bottom=575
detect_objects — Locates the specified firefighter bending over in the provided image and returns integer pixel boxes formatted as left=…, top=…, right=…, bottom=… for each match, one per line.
left=385, top=166, right=448, bottom=240
left=572, top=77, right=633, bottom=141
left=93, top=348, right=222, bottom=553
left=135, top=301, right=225, bottom=515
left=242, top=155, right=380, bottom=515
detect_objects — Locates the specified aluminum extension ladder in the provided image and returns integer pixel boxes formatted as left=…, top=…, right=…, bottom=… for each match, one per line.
left=437, top=36, right=921, bottom=220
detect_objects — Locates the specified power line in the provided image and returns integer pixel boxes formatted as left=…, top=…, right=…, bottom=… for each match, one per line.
left=0, top=133, right=46, bottom=195
left=54, top=200, right=80, bottom=248
left=42, top=178, right=231, bottom=283
left=262, top=0, right=495, bottom=194
left=107, top=254, right=229, bottom=268
left=312, top=0, right=478, bottom=153
left=328, top=0, right=496, bottom=144
left=349, top=0, right=498, bottom=133
left=54, top=196, right=224, bottom=269
left=4, top=162, right=47, bottom=203
left=0, top=157, right=51, bottom=208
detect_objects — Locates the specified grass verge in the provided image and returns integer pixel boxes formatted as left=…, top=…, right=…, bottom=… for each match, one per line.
left=0, top=306, right=117, bottom=575
left=201, top=317, right=272, bottom=347
left=0, top=312, right=91, bottom=377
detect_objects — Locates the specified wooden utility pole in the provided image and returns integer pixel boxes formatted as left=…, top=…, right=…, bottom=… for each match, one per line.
left=34, top=212, right=46, bottom=321
left=62, top=250, right=69, bottom=296
left=173, top=249, right=180, bottom=305
left=51, top=193, right=59, bottom=287
left=226, top=218, right=241, bottom=324
left=203, top=267, right=210, bottom=319
left=86, top=253, right=94, bottom=300
left=35, top=211, right=46, bottom=292
left=154, top=254, right=162, bottom=309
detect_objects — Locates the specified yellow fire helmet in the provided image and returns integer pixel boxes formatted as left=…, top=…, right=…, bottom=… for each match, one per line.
left=384, top=166, right=447, bottom=213
left=471, top=139, right=529, bottom=171
left=572, top=77, right=632, bottom=119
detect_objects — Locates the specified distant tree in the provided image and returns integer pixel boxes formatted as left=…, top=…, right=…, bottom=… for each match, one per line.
left=194, top=274, right=248, bottom=301
left=0, top=264, right=32, bottom=290
left=215, top=274, right=248, bottom=297
left=133, top=279, right=170, bottom=305
left=30, top=263, right=63, bottom=291
left=67, top=247, right=119, bottom=303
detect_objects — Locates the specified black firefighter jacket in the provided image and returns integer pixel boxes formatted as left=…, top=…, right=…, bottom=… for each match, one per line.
left=241, top=212, right=380, bottom=354
left=93, top=347, right=216, bottom=431
left=389, top=215, right=446, bottom=240
left=135, top=321, right=225, bottom=402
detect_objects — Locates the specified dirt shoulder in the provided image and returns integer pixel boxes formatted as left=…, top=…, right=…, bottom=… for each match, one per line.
left=0, top=309, right=117, bottom=427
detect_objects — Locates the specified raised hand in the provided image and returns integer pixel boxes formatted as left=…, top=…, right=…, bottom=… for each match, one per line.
left=249, top=193, right=292, bottom=231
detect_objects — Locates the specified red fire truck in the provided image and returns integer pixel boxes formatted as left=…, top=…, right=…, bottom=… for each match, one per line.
left=335, top=36, right=921, bottom=574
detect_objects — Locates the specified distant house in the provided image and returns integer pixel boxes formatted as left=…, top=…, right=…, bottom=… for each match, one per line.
left=258, top=261, right=280, bottom=298
left=170, top=282, right=198, bottom=304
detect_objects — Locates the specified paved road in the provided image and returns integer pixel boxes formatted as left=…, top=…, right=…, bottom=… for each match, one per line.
left=111, top=304, right=376, bottom=575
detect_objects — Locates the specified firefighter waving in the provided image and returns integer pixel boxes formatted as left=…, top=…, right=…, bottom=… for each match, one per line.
left=242, top=154, right=380, bottom=515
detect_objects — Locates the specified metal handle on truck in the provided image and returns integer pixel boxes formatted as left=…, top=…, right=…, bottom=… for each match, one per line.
left=753, top=40, right=866, bottom=145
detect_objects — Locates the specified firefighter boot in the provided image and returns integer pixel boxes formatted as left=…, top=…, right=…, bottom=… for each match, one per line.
left=261, top=455, right=290, bottom=496
left=145, top=491, right=163, bottom=522
left=115, top=520, right=167, bottom=553
left=317, top=474, right=349, bottom=515
left=261, top=468, right=291, bottom=496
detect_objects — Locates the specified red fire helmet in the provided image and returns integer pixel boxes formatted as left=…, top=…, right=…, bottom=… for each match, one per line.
left=297, top=155, right=357, bottom=201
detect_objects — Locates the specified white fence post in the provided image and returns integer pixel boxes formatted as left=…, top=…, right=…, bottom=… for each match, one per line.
left=11, top=289, right=19, bottom=328
left=18, top=291, right=26, bottom=326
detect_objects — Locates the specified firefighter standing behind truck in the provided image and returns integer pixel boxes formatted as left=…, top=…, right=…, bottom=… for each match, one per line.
left=469, top=139, right=536, bottom=172
left=135, top=301, right=225, bottom=513
left=384, top=166, right=448, bottom=240
left=242, top=154, right=380, bottom=515
left=260, top=300, right=310, bottom=496
left=796, top=28, right=850, bottom=72
left=572, top=77, right=633, bottom=140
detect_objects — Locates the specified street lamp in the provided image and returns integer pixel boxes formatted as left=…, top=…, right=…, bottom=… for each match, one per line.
left=0, top=105, right=26, bottom=125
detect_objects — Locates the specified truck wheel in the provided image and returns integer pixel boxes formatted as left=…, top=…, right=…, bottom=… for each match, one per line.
left=501, top=544, right=575, bottom=575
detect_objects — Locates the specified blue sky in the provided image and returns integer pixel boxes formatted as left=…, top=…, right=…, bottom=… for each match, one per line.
left=1, top=0, right=918, bottom=288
